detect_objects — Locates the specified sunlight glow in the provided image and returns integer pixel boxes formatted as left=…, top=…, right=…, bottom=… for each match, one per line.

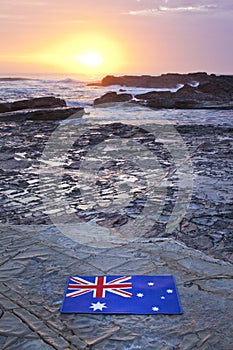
left=75, top=52, right=104, bottom=67
left=18, top=32, right=127, bottom=75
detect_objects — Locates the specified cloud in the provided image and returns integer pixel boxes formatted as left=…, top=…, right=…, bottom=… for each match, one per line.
left=128, top=5, right=216, bottom=16
left=127, top=0, right=233, bottom=16
left=0, top=13, right=26, bottom=22
left=159, top=4, right=218, bottom=12
left=128, top=9, right=158, bottom=16
left=0, top=0, right=47, bottom=23
left=0, top=0, right=45, bottom=5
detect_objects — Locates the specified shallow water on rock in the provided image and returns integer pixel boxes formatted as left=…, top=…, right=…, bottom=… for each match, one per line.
left=0, top=108, right=232, bottom=262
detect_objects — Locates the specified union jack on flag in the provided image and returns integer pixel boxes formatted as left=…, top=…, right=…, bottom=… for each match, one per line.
left=66, top=275, right=132, bottom=298
left=61, top=275, right=182, bottom=314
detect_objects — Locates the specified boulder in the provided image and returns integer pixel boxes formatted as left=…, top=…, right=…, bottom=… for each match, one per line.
left=94, top=92, right=132, bottom=106
left=0, top=107, right=84, bottom=122
left=143, top=95, right=199, bottom=109
left=0, top=96, right=66, bottom=113
left=135, top=91, right=174, bottom=108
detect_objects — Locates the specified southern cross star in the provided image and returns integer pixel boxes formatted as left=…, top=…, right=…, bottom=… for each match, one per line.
left=148, top=282, right=154, bottom=286
left=137, top=293, right=144, bottom=298
left=166, top=289, right=173, bottom=294
left=152, top=306, right=159, bottom=312
left=90, top=302, right=107, bottom=311
left=161, top=296, right=165, bottom=300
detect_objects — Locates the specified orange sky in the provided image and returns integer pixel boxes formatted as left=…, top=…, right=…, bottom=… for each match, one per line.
left=0, top=0, right=233, bottom=75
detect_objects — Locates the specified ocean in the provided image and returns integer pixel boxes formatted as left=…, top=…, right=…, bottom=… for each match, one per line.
left=1, top=73, right=232, bottom=126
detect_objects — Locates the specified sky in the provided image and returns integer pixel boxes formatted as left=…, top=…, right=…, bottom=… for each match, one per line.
left=0, top=0, right=233, bottom=75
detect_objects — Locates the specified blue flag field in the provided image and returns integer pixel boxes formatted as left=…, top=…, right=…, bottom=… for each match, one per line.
left=60, top=275, right=182, bottom=314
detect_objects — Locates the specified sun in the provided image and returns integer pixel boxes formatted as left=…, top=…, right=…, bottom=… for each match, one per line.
left=75, top=51, right=104, bottom=68
left=32, top=32, right=128, bottom=75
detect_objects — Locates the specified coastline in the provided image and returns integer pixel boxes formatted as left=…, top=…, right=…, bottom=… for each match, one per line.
left=0, top=73, right=232, bottom=349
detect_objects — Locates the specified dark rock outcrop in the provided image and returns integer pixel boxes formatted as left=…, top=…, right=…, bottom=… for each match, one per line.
left=92, top=73, right=233, bottom=109
left=197, top=79, right=233, bottom=96
left=0, top=107, right=84, bottom=121
left=94, top=92, right=132, bottom=106
left=0, top=96, right=66, bottom=113
left=0, top=77, right=37, bottom=81
left=0, top=96, right=85, bottom=121
left=135, top=80, right=233, bottom=109
left=134, top=86, right=200, bottom=109
left=96, top=72, right=211, bottom=88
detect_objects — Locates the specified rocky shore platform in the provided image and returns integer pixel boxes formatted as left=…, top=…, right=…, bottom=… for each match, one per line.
left=0, top=112, right=232, bottom=349
left=93, top=73, right=233, bottom=109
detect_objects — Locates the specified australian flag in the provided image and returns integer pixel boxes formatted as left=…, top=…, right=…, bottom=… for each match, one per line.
left=60, top=275, right=182, bottom=314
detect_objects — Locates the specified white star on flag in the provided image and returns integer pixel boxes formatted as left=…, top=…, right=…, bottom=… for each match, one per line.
left=137, top=293, right=144, bottom=298
left=90, top=302, right=107, bottom=311
left=61, top=275, right=183, bottom=314
left=152, top=306, right=159, bottom=312
left=166, top=289, right=173, bottom=294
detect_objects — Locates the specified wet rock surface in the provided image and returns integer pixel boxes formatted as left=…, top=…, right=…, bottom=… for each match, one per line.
left=0, top=120, right=232, bottom=261
left=135, top=82, right=233, bottom=110
left=0, top=96, right=66, bottom=113
left=93, top=73, right=233, bottom=109
left=0, top=226, right=232, bottom=349
left=0, top=107, right=84, bottom=121
left=0, top=96, right=84, bottom=121
left=0, top=118, right=232, bottom=349
left=97, top=72, right=233, bottom=90
left=94, top=92, right=132, bottom=106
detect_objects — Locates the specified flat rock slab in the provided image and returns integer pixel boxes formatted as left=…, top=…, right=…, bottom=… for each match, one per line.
left=0, top=96, right=67, bottom=114
left=0, top=224, right=232, bottom=350
left=0, top=117, right=232, bottom=349
left=0, top=107, right=84, bottom=122
left=0, top=121, right=232, bottom=262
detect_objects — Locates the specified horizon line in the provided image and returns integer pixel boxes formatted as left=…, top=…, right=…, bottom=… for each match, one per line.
left=0, top=71, right=233, bottom=77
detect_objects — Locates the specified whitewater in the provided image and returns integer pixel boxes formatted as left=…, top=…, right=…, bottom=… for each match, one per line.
left=0, top=73, right=232, bottom=126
